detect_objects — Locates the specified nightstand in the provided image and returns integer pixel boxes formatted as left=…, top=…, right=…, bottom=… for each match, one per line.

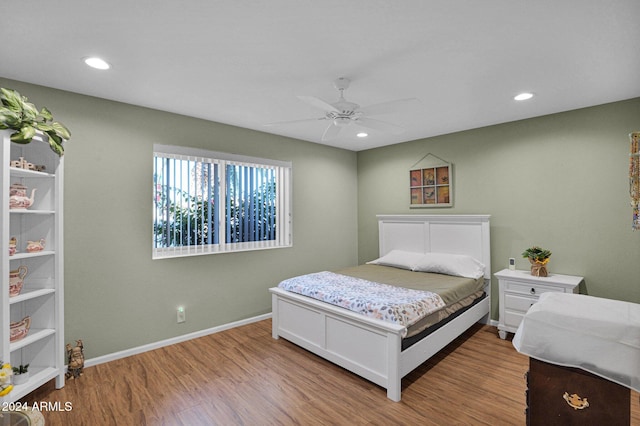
left=495, top=269, right=583, bottom=339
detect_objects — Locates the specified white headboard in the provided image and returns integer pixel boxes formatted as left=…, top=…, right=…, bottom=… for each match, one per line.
left=377, top=214, right=491, bottom=279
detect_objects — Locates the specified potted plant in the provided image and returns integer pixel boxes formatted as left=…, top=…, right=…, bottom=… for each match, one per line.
left=522, top=246, right=552, bottom=277
left=0, top=87, right=71, bottom=156
left=12, top=364, right=29, bottom=385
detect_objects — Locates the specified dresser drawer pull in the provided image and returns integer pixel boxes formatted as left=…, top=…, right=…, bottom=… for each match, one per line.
left=563, top=392, right=589, bottom=410
left=530, top=287, right=536, bottom=294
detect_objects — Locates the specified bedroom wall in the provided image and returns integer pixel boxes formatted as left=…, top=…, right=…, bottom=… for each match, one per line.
left=357, top=97, right=640, bottom=319
left=0, top=77, right=359, bottom=359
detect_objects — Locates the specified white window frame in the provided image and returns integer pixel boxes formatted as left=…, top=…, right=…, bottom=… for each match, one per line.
left=153, top=144, right=292, bottom=259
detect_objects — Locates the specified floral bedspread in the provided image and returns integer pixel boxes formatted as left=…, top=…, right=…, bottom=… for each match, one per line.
left=278, top=271, right=445, bottom=329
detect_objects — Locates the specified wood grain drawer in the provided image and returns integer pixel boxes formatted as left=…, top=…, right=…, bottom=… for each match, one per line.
left=503, top=280, right=564, bottom=297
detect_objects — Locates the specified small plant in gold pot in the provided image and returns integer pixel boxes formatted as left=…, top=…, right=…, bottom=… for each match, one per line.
left=522, top=246, right=551, bottom=277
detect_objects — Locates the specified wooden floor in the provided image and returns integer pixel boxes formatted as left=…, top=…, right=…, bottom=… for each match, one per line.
left=22, top=319, right=640, bottom=425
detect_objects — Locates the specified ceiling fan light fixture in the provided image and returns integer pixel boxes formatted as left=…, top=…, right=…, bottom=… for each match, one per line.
left=514, top=92, right=534, bottom=101
left=333, top=117, right=351, bottom=127
left=268, top=77, right=412, bottom=142
left=84, top=57, right=111, bottom=70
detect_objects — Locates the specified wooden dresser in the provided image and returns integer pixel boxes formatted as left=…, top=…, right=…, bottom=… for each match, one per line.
left=526, top=358, right=630, bottom=425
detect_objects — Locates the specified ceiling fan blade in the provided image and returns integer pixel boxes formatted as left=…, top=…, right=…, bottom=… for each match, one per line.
left=358, top=97, right=420, bottom=116
left=356, top=117, right=405, bottom=134
left=297, top=95, right=340, bottom=113
left=265, top=117, right=326, bottom=126
left=321, top=122, right=342, bottom=141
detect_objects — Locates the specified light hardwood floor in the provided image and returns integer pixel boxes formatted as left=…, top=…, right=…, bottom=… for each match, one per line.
left=21, top=320, right=640, bottom=425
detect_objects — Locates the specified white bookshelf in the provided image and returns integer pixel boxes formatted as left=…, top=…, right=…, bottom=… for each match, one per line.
left=1, top=129, right=65, bottom=401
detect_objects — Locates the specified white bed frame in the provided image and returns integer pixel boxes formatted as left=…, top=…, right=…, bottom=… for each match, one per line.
left=269, top=214, right=491, bottom=401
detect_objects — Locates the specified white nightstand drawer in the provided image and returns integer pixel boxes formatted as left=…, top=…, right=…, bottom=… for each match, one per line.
left=504, top=280, right=563, bottom=297
left=504, top=310, right=525, bottom=329
left=504, top=293, right=537, bottom=313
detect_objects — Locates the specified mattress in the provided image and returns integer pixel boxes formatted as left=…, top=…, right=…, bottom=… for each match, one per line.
left=334, top=264, right=485, bottom=338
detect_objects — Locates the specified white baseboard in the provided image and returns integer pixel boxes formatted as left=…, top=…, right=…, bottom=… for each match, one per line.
left=84, top=313, right=272, bottom=368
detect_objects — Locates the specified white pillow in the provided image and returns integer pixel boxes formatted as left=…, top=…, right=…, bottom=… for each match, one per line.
left=366, top=250, right=425, bottom=270
left=413, top=252, right=485, bottom=279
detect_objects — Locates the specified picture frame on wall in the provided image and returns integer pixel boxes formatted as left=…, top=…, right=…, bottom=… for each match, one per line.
left=410, top=157, right=452, bottom=208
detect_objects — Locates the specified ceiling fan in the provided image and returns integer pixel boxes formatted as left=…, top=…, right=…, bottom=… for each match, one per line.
left=266, top=78, right=419, bottom=141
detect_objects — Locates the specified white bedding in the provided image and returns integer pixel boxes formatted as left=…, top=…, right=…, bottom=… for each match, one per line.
left=513, top=292, right=640, bottom=391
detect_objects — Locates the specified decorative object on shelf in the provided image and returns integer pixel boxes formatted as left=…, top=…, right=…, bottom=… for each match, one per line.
left=65, top=340, right=84, bottom=379
left=0, top=87, right=71, bottom=156
left=9, top=265, right=28, bottom=297
left=10, top=316, right=31, bottom=343
left=9, top=156, right=45, bottom=172
left=630, top=132, right=640, bottom=231
left=25, top=239, right=45, bottom=253
left=522, top=246, right=552, bottom=277
left=409, top=153, right=452, bottom=207
left=8, top=236, right=17, bottom=256
left=9, top=183, right=36, bottom=209
left=11, top=364, right=29, bottom=385
left=0, top=361, right=13, bottom=396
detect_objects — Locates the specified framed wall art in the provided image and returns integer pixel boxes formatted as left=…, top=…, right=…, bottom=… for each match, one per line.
left=410, top=153, right=452, bottom=208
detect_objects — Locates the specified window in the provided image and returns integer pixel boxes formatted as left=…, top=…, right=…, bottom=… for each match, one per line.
left=153, top=145, right=292, bottom=259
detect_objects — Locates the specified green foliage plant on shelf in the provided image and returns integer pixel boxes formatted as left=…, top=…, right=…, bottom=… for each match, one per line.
left=0, top=87, right=71, bottom=156
left=522, top=246, right=552, bottom=265
left=12, top=364, right=29, bottom=375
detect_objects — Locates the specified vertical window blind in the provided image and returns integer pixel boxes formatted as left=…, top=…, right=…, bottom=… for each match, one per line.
left=153, top=145, right=292, bottom=259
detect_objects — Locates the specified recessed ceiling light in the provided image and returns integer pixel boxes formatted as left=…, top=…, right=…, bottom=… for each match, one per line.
left=84, top=57, right=111, bottom=70
left=514, top=92, right=534, bottom=101
left=357, top=132, right=368, bottom=138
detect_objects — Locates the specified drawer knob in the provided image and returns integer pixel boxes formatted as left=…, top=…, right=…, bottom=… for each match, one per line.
left=530, top=288, right=536, bottom=294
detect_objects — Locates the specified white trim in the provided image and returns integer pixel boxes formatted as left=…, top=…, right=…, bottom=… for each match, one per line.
left=84, top=313, right=271, bottom=368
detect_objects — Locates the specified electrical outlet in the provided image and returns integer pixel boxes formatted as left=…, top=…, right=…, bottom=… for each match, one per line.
left=177, top=306, right=186, bottom=323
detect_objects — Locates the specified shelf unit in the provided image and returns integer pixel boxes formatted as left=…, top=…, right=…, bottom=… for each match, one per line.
left=1, top=129, right=64, bottom=401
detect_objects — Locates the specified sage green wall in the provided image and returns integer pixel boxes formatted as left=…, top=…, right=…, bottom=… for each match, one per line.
left=5, top=74, right=638, bottom=357
left=1, top=78, right=358, bottom=359
left=357, top=98, right=640, bottom=319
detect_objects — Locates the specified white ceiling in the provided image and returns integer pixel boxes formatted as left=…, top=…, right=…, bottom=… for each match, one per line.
left=1, top=1, right=639, bottom=151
